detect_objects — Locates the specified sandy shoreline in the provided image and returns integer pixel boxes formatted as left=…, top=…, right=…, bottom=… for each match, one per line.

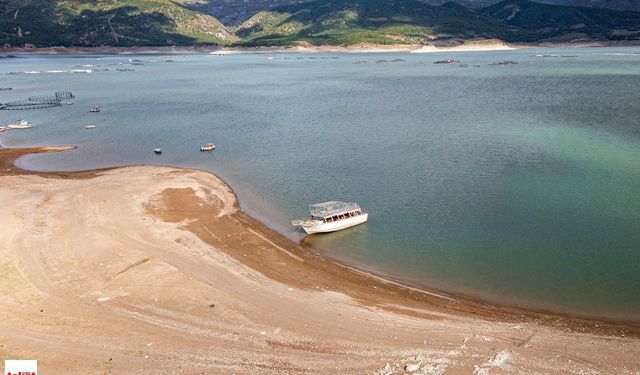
left=1, top=146, right=639, bottom=373
left=2, top=41, right=639, bottom=56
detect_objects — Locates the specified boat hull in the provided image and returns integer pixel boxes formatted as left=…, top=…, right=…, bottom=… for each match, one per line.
left=302, top=213, right=368, bottom=234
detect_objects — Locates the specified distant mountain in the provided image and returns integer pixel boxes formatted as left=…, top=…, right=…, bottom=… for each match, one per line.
left=0, top=0, right=235, bottom=47
left=235, top=0, right=640, bottom=45
left=186, top=0, right=640, bottom=25
left=186, top=0, right=316, bottom=26
left=1, top=0, right=639, bottom=47
left=484, top=0, right=640, bottom=42
left=533, top=0, right=640, bottom=11
left=235, top=0, right=507, bottom=46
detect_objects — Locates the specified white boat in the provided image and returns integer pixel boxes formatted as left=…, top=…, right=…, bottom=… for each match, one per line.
left=292, top=201, right=368, bottom=234
left=200, top=143, right=215, bottom=151
left=6, top=120, right=32, bottom=129
left=84, top=125, right=96, bottom=129
left=154, top=148, right=162, bottom=154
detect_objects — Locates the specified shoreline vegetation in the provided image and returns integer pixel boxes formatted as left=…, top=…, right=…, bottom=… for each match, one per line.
left=1, top=145, right=639, bottom=372
left=2, top=40, right=640, bottom=55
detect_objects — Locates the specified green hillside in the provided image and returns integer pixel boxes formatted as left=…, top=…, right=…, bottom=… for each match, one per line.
left=234, top=0, right=640, bottom=46
left=0, top=0, right=236, bottom=47
left=1, top=0, right=639, bottom=47
left=235, top=0, right=509, bottom=46
left=484, top=0, right=640, bottom=42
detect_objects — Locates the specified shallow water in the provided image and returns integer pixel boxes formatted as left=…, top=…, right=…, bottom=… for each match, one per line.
left=1, top=48, right=639, bottom=321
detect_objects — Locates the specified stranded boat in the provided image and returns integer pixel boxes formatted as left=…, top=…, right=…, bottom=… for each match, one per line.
left=200, top=143, right=215, bottom=151
left=292, top=201, right=368, bottom=234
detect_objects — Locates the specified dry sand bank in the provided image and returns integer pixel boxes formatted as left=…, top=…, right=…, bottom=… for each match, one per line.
left=0, top=146, right=639, bottom=374
left=2, top=43, right=513, bottom=56
left=2, top=41, right=640, bottom=56
left=0, top=42, right=520, bottom=56
left=214, top=42, right=516, bottom=55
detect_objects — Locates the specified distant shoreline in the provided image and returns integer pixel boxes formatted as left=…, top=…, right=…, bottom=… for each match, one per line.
left=2, top=40, right=640, bottom=55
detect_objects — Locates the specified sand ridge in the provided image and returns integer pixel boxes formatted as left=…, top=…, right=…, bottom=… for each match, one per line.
left=0, top=147, right=639, bottom=374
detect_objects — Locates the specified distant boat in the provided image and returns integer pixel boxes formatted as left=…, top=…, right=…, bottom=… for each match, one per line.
left=6, top=120, right=32, bottom=129
left=491, top=61, right=518, bottom=66
left=89, top=106, right=101, bottom=113
left=84, top=125, right=96, bottom=129
left=434, top=59, right=457, bottom=64
left=65, top=101, right=74, bottom=105
left=292, top=201, right=368, bottom=234
left=154, top=148, right=162, bottom=154
left=200, top=143, right=215, bottom=151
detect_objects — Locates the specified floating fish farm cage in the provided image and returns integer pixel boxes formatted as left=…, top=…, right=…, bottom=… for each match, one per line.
left=0, top=91, right=74, bottom=110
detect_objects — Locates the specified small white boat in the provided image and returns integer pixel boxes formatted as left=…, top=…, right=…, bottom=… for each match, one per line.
left=200, top=143, right=215, bottom=151
left=84, top=125, right=96, bottom=129
left=89, top=106, right=101, bottom=113
left=292, top=201, right=368, bottom=234
left=154, top=148, right=162, bottom=154
left=6, top=120, right=33, bottom=129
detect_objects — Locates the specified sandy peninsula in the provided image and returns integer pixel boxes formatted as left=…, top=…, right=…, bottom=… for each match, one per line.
left=0, top=146, right=639, bottom=374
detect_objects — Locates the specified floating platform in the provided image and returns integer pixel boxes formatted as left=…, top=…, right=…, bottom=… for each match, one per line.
left=0, top=91, right=74, bottom=110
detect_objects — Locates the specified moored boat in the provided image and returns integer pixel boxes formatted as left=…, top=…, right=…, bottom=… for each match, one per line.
left=292, top=201, right=368, bottom=234
left=6, top=120, right=32, bottom=129
left=200, top=143, right=215, bottom=151
left=434, top=59, right=457, bottom=64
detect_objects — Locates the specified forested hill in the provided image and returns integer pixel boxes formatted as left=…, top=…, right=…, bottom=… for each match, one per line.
left=1, top=0, right=639, bottom=47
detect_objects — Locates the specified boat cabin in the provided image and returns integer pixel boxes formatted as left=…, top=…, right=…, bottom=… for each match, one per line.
left=309, top=201, right=363, bottom=223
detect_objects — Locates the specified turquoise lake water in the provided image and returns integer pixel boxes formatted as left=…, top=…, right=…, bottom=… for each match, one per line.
left=1, top=48, right=639, bottom=322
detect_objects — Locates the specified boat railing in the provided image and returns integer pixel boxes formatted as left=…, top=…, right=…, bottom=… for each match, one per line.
left=309, top=201, right=360, bottom=218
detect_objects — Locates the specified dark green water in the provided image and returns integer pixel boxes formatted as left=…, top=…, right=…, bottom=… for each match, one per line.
left=1, top=48, right=639, bottom=321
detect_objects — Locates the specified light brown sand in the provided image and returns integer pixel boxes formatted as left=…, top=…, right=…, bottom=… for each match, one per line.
left=0, top=147, right=638, bottom=374
left=3, top=43, right=514, bottom=56
left=2, top=40, right=640, bottom=56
